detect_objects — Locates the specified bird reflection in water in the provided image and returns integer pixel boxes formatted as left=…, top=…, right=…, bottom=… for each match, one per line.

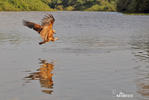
left=24, top=59, right=54, bottom=94
left=136, top=69, right=149, bottom=98
left=131, top=38, right=149, bottom=98
left=137, top=80, right=149, bottom=97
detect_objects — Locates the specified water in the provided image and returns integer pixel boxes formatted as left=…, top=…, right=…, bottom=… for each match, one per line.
left=0, top=11, right=149, bottom=100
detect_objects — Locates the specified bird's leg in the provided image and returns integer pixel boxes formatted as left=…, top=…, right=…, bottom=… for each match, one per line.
left=53, top=30, right=56, bottom=34
left=54, top=37, right=59, bottom=41
left=50, top=37, right=59, bottom=42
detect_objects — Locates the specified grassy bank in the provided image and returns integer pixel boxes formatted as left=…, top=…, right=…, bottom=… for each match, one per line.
left=0, top=0, right=149, bottom=13
left=0, top=0, right=116, bottom=11
left=0, top=0, right=54, bottom=11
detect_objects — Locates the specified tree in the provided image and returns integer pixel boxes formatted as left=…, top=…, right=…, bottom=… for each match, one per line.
left=117, top=0, right=149, bottom=13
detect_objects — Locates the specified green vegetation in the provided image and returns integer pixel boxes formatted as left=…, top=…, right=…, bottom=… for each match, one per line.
left=46, top=0, right=116, bottom=11
left=0, top=0, right=148, bottom=13
left=117, top=0, right=149, bottom=13
left=0, top=0, right=116, bottom=11
left=0, top=0, right=54, bottom=11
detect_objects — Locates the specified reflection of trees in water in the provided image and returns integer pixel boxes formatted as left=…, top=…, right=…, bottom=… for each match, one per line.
left=24, top=59, right=54, bottom=94
left=131, top=38, right=149, bottom=98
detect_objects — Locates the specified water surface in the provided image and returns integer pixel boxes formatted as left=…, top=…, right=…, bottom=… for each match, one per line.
left=0, top=11, right=149, bottom=100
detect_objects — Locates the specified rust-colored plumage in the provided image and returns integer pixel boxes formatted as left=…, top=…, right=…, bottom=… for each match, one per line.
left=23, top=14, right=58, bottom=45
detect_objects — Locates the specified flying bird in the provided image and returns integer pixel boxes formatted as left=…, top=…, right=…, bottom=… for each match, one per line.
left=23, top=14, right=58, bottom=45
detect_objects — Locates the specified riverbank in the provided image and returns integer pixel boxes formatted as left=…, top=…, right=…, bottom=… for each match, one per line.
left=0, top=0, right=116, bottom=11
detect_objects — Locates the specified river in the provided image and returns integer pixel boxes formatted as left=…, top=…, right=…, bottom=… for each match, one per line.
left=0, top=11, right=149, bottom=100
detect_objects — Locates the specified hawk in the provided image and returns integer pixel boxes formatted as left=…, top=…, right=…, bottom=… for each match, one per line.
left=23, top=14, right=58, bottom=45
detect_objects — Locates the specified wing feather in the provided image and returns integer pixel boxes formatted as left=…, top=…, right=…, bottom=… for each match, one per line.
left=41, top=14, right=55, bottom=26
left=23, top=20, right=42, bottom=33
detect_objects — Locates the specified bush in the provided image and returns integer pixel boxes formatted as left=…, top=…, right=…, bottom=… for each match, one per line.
left=65, top=6, right=74, bottom=11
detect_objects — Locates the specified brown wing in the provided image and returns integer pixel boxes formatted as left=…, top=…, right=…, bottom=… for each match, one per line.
left=23, top=20, right=42, bottom=33
left=41, top=14, right=55, bottom=26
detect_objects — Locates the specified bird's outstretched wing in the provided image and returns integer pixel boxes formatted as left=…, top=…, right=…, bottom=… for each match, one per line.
left=23, top=20, right=42, bottom=33
left=41, top=14, right=55, bottom=26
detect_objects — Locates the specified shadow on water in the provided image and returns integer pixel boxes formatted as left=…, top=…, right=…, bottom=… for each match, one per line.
left=24, top=59, right=55, bottom=94
left=131, top=35, right=149, bottom=99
